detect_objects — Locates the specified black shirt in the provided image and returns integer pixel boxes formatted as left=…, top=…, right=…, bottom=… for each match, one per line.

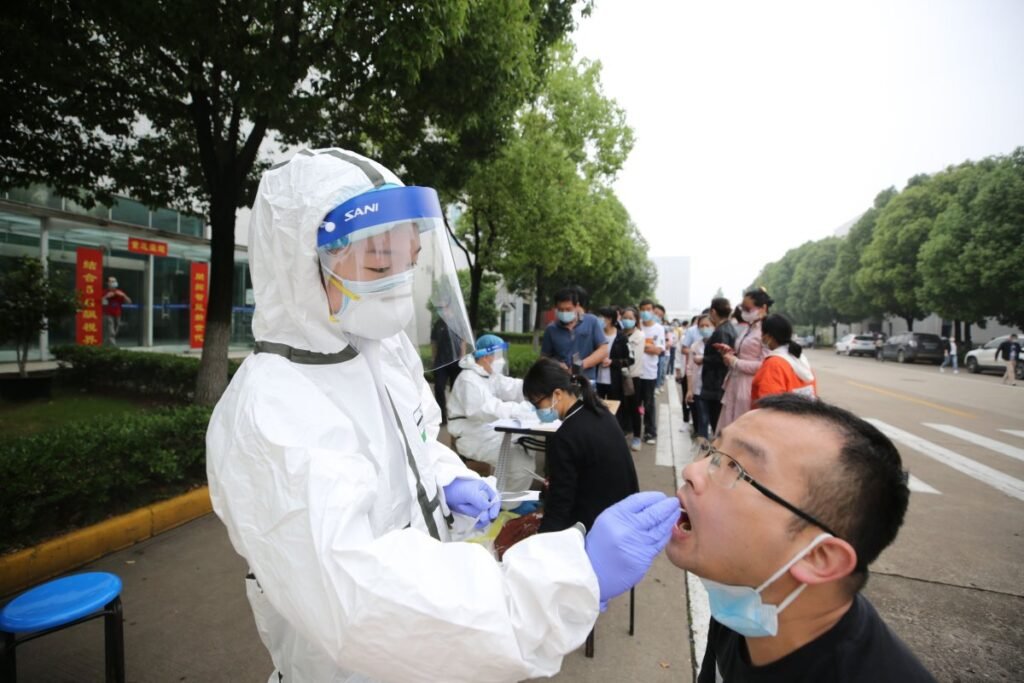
left=539, top=400, right=639, bottom=533
left=701, top=323, right=737, bottom=401
left=698, top=594, right=936, bottom=683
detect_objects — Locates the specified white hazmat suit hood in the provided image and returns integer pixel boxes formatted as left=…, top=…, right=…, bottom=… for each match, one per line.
left=207, top=148, right=599, bottom=683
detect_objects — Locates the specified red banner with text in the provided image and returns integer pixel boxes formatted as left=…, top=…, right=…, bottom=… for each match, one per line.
left=75, top=247, right=104, bottom=345
left=127, top=237, right=168, bottom=257
left=189, top=262, right=209, bottom=349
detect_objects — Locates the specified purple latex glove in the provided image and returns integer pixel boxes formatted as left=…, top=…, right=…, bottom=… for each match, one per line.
left=443, top=477, right=500, bottom=529
left=585, top=491, right=680, bottom=605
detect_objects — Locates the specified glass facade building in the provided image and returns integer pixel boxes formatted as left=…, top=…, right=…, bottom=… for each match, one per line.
left=0, top=185, right=253, bottom=362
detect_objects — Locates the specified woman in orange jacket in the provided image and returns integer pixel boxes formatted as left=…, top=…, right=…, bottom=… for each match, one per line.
left=751, top=314, right=817, bottom=403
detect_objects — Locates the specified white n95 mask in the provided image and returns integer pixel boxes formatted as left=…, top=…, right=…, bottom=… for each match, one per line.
left=699, top=533, right=832, bottom=638
left=325, top=267, right=415, bottom=340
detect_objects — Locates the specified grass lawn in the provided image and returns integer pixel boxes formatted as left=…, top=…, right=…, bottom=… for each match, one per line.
left=0, top=387, right=146, bottom=439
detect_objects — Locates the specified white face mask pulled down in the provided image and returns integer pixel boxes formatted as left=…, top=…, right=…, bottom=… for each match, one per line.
left=324, top=266, right=415, bottom=341
left=699, top=533, right=832, bottom=638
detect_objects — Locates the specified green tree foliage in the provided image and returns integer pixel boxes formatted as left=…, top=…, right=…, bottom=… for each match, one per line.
left=1, top=0, right=580, bottom=403
left=820, top=188, right=895, bottom=323
left=452, top=42, right=647, bottom=331
left=0, top=258, right=79, bottom=377
left=787, top=238, right=840, bottom=332
left=457, top=269, right=499, bottom=333
left=920, top=150, right=1024, bottom=331
left=856, top=177, right=947, bottom=328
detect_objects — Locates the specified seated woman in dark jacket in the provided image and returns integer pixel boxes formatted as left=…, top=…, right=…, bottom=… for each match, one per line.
left=524, top=357, right=640, bottom=533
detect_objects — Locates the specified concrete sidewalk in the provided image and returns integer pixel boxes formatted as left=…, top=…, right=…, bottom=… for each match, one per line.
left=8, top=388, right=694, bottom=682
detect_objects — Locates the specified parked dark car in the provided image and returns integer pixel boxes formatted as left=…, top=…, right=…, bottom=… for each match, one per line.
left=880, top=332, right=945, bottom=364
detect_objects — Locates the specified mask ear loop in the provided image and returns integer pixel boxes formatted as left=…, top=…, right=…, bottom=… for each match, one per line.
left=320, top=265, right=361, bottom=323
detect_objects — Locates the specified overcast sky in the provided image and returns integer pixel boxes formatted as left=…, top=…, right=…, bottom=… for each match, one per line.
left=571, top=0, right=1024, bottom=310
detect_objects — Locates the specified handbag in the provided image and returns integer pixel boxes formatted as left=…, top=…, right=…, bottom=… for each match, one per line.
left=621, top=368, right=635, bottom=396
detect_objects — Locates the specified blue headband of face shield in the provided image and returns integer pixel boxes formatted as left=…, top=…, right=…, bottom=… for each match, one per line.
left=317, top=185, right=444, bottom=250
left=474, top=341, right=508, bottom=358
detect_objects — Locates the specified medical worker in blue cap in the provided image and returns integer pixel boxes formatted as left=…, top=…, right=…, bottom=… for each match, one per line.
left=447, top=333, right=538, bottom=491
left=206, top=148, right=681, bottom=683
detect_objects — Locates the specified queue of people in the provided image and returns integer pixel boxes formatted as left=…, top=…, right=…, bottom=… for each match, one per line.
left=205, top=147, right=930, bottom=682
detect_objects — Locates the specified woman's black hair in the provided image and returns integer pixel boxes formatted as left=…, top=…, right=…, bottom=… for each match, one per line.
left=762, top=313, right=802, bottom=358
left=744, top=287, right=775, bottom=310
left=732, top=305, right=745, bottom=323
left=523, top=357, right=607, bottom=415
left=596, top=305, right=618, bottom=325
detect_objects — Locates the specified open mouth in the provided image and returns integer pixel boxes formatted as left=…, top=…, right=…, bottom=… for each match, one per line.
left=677, top=507, right=692, bottom=533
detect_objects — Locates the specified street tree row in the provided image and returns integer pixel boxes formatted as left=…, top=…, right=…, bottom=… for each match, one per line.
left=750, top=148, right=1024, bottom=344
left=2, top=0, right=630, bottom=404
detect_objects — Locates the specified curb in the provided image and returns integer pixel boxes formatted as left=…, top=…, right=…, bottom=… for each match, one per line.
left=0, top=486, right=212, bottom=598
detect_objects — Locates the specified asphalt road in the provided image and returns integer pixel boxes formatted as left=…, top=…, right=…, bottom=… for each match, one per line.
left=805, top=348, right=1024, bottom=682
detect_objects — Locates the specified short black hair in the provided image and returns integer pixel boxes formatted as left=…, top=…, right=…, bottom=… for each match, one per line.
left=596, top=305, right=618, bottom=321
left=654, top=303, right=666, bottom=314
left=756, top=394, right=909, bottom=592
left=710, top=297, right=731, bottom=318
left=570, top=285, right=590, bottom=309
left=639, top=298, right=655, bottom=308
left=553, top=288, right=578, bottom=306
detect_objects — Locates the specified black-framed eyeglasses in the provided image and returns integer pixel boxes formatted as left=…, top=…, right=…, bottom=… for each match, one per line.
left=694, top=440, right=840, bottom=538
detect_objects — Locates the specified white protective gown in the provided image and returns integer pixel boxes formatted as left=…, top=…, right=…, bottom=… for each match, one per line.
left=446, top=355, right=537, bottom=491
left=206, top=148, right=600, bottom=683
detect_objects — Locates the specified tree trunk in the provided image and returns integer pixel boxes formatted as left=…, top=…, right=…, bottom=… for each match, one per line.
left=964, top=322, right=973, bottom=348
left=532, top=268, right=546, bottom=353
left=904, top=315, right=914, bottom=332
left=17, top=341, right=29, bottom=378
left=831, top=321, right=838, bottom=345
left=195, top=193, right=237, bottom=406
left=954, top=320, right=962, bottom=345
left=468, top=262, right=483, bottom=332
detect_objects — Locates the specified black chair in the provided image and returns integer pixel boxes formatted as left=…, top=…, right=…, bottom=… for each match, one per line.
left=585, top=587, right=635, bottom=658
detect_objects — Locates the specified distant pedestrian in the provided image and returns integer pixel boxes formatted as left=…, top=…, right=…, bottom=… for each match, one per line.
left=638, top=299, right=665, bottom=444
left=655, top=304, right=669, bottom=393
left=752, top=314, right=817, bottom=402
left=620, top=306, right=645, bottom=450
left=101, top=275, right=131, bottom=346
left=939, top=337, right=958, bottom=374
left=594, top=306, right=632, bottom=403
left=874, top=333, right=884, bottom=362
left=540, top=287, right=608, bottom=381
left=686, top=315, right=713, bottom=438
left=699, top=297, right=736, bottom=438
left=996, top=333, right=1021, bottom=386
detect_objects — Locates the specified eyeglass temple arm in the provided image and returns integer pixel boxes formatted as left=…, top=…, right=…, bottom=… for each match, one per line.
left=744, top=476, right=840, bottom=537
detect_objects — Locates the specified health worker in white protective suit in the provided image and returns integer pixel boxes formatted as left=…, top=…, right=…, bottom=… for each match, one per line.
left=447, top=334, right=540, bottom=492
left=206, top=148, right=682, bottom=683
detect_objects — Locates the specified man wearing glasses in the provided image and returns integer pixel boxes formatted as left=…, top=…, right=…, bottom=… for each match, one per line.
left=669, top=393, right=935, bottom=681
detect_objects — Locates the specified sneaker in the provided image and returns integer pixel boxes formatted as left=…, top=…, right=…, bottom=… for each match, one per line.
left=645, top=436, right=656, bottom=445
left=631, top=437, right=642, bottom=452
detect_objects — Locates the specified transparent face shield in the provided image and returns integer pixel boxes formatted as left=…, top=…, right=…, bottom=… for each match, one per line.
left=475, top=345, right=508, bottom=376
left=317, top=185, right=475, bottom=369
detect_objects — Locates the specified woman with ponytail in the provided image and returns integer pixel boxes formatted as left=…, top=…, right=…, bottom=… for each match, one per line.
left=523, top=357, right=640, bottom=533
left=752, top=314, right=817, bottom=402
left=717, top=288, right=772, bottom=432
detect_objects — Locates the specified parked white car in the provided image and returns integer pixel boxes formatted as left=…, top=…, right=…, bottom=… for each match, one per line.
left=835, top=333, right=856, bottom=354
left=846, top=335, right=878, bottom=357
left=965, top=335, right=1024, bottom=379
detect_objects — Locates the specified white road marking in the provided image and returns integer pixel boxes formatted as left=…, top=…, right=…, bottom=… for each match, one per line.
left=999, top=429, right=1024, bottom=440
left=924, top=423, right=1024, bottom=464
left=686, top=571, right=710, bottom=680
left=867, top=419, right=1024, bottom=502
left=656, top=404, right=673, bottom=467
left=908, top=475, right=941, bottom=494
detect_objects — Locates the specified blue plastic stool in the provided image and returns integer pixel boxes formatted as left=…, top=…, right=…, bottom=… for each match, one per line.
left=0, top=572, right=125, bottom=682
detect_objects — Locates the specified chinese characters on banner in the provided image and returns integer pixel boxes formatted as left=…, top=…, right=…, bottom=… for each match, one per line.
left=190, top=262, right=209, bottom=349
left=127, top=237, right=169, bottom=257
left=75, top=247, right=104, bottom=345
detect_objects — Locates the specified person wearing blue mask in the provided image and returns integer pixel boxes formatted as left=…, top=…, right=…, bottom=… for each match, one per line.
left=637, top=299, right=666, bottom=444
left=685, top=314, right=714, bottom=439
left=620, top=306, right=646, bottom=448
left=668, top=394, right=934, bottom=682
left=524, top=358, right=640, bottom=535
left=541, top=287, right=608, bottom=382
left=207, top=148, right=681, bottom=683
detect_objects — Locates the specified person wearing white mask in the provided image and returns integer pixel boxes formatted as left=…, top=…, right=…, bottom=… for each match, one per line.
left=447, top=333, right=537, bottom=491
left=206, top=148, right=681, bottom=683
left=668, top=394, right=933, bottom=682
left=718, top=288, right=772, bottom=432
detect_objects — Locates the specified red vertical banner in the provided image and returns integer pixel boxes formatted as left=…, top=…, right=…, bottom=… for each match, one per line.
left=75, top=247, right=104, bottom=345
left=190, top=262, right=209, bottom=349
